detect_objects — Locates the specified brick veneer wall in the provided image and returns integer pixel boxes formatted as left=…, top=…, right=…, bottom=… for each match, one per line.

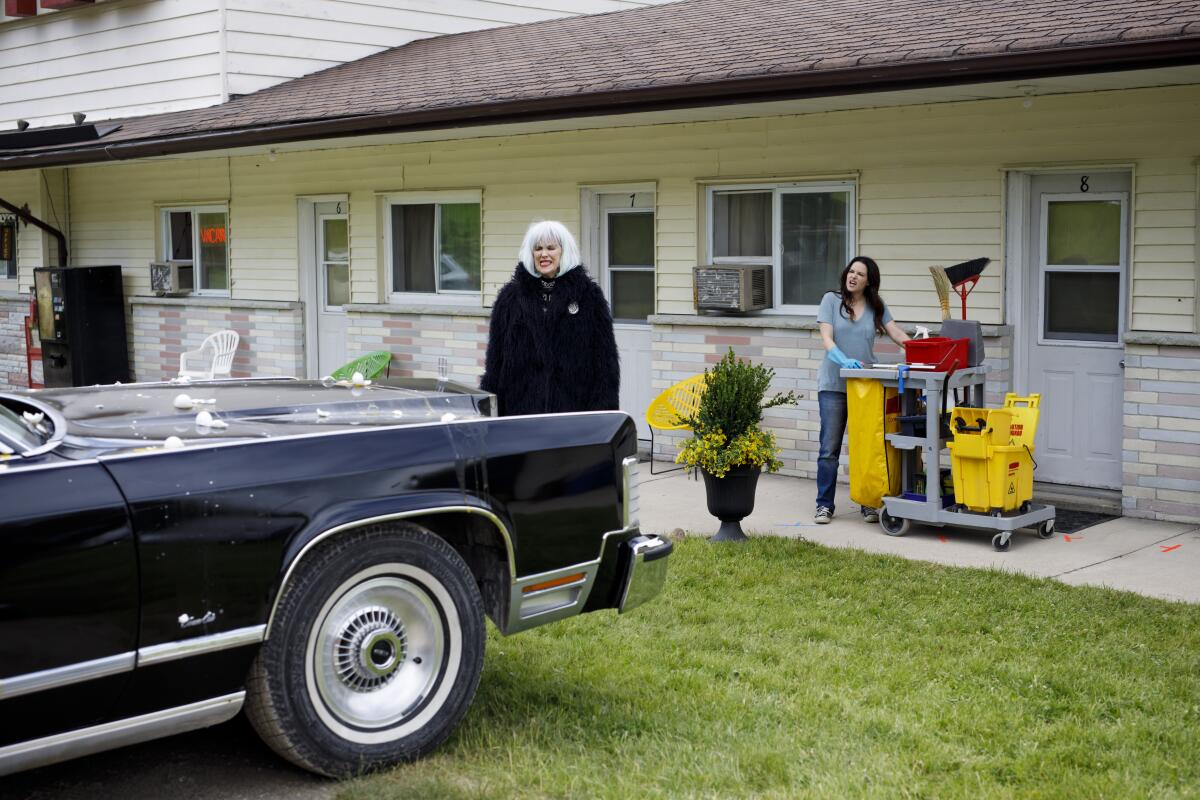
left=0, top=295, right=31, bottom=390
left=648, top=316, right=1014, bottom=481
left=345, top=305, right=490, bottom=381
left=130, top=298, right=303, bottom=382
left=341, top=310, right=1017, bottom=483
left=1122, top=336, right=1200, bottom=523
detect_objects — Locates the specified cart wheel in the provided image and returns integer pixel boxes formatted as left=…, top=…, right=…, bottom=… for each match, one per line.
left=992, top=533, right=1010, bottom=552
left=1036, top=519, right=1055, bottom=539
left=879, top=509, right=910, bottom=537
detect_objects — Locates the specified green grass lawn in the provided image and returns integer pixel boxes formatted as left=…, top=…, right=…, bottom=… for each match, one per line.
left=340, top=537, right=1200, bottom=800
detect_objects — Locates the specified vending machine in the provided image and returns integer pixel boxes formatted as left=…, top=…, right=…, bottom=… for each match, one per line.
left=33, top=265, right=130, bottom=387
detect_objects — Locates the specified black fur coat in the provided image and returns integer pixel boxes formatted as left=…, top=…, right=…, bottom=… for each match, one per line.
left=481, top=264, right=620, bottom=416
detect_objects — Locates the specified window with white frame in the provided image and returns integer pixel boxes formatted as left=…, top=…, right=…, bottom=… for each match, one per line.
left=161, top=205, right=229, bottom=293
left=385, top=192, right=481, bottom=298
left=708, top=182, right=855, bottom=309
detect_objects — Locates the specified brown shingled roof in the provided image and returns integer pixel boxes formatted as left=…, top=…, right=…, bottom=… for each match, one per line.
left=3, top=0, right=1199, bottom=168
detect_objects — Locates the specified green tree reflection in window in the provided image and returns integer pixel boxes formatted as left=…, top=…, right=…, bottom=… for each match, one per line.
left=1046, top=201, right=1121, bottom=266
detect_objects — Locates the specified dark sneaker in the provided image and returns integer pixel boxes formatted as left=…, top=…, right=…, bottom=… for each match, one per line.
left=814, top=506, right=833, bottom=524
left=861, top=508, right=880, bottom=523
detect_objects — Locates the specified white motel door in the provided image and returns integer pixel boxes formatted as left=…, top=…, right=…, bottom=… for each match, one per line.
left=598, top=194, right=655, bottom=441
left=1020, top=172, right=1130, bottom=489
left=314, top=202, right=349, bottom=377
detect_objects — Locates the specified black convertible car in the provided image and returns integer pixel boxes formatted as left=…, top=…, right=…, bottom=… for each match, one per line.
left=0, top=377, right=670, bottom=777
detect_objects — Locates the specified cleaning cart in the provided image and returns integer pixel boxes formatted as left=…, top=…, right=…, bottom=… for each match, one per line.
left=842, top=360, right=1056, bottom=551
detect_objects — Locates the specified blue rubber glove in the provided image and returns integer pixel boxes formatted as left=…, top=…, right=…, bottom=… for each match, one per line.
left=828, top=346, right=863, bottom=370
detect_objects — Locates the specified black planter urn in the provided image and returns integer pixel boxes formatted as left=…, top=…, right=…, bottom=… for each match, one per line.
left=701, top=463, right=762, bottom=543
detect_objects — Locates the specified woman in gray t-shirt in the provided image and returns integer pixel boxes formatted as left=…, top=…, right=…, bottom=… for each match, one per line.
left=814, top=256, right=910, bottom=525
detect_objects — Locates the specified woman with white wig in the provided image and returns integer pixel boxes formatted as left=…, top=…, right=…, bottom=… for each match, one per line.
left=481, top=220, right=619, bottom=416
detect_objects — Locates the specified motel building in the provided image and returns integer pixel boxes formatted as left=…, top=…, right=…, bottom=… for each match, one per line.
left=1, top=0, right=1198, bottom=523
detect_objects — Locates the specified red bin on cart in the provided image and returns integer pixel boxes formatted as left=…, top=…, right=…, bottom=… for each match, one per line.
left=903, top=337, right=969, bottom=373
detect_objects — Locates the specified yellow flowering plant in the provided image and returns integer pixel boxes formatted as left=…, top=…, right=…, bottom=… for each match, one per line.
left=675, top=348, right=798, bottom=478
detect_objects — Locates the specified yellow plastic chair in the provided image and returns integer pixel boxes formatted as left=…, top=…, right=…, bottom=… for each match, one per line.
left=645, top=373, right=707, bottom=474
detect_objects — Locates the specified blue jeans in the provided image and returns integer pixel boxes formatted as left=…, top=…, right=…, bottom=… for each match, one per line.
left=817, top=390, right=848, bottom=511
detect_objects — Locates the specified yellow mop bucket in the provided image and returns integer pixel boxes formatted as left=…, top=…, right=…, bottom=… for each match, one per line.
left=947, top=403, right=1037, bottom=513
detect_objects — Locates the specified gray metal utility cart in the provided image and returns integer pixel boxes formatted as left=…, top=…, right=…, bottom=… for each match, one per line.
left=842, top=364, right=1056, bottom=551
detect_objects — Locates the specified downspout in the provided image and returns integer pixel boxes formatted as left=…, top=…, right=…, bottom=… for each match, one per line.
left=0, top=196, right=68, bottom=266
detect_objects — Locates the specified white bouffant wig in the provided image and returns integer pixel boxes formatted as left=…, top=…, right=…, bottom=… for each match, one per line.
left=518, top=220, right=582, bottom=277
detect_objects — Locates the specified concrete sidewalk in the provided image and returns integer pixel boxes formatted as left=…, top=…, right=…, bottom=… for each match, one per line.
left=637, top=465, right=1200, bottom=604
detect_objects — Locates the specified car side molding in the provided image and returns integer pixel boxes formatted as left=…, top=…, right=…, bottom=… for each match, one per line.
left=137, top=625, right=266, bottom=667
left=0, top=652, right=136, bottom=700
left=0, top=692, right=244, bottom=777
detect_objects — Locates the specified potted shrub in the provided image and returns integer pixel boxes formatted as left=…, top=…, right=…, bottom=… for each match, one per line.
left=676, top=348, right=798, bottom=542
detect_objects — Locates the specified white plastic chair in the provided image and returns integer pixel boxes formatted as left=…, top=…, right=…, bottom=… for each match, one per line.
left=178, top=329, right=239, bottom=380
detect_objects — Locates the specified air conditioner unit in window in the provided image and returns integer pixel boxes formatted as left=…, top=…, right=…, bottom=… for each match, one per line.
left=150, top=261, right=193, bottom=296
left=693, top=264, right=772, bottom=313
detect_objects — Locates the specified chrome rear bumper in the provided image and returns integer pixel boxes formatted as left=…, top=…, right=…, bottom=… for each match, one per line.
left=618, top=534, right=672, bottom=613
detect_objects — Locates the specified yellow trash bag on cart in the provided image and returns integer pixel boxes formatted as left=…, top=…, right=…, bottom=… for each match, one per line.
left=846, top=377, right=901, bottom=509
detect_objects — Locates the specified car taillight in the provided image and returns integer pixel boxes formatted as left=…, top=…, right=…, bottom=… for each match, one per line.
left=622, top=455, right=640, bottom=529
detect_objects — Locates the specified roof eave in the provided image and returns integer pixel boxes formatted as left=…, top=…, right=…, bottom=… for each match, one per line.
left=3, top=37, right=1198, bottom=171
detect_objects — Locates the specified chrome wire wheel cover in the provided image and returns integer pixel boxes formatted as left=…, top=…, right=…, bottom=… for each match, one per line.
left=306, top=569, right=449, bottom=740
left=333, top=605, right=408, bottom=692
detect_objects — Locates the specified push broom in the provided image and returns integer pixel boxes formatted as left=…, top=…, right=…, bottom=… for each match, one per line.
left=894, top=259, right=990, bottom=437
left=929, top=257, right=990, bottom=320
left=922, top=256, right=991, bottom=375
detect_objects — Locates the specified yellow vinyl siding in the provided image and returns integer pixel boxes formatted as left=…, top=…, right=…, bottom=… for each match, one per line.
left=39, top=169, right=69, bottom=276
left=0, top=170, right=41, bottom=291
left=1132, top=160, right=1197, bottom=332
left=68, top=158, right=230, bottom=301
left=51, top=82, right=1200, bottom=330
left=859, top=167, right=1003, bottom=324
left=652, top=178, right=696, bottom=313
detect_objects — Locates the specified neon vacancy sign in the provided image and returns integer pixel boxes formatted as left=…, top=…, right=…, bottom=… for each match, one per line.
left=200, top=227, right=226, bottom=245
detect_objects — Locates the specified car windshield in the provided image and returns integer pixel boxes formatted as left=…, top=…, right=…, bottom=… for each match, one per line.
left=0, top=400, right=48, bottom=453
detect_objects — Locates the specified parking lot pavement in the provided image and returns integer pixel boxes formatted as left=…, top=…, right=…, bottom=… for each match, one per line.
left=639, top=466, right=1200, bottom=604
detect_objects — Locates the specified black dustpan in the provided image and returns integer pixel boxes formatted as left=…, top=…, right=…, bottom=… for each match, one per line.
left=944, top=257, right=989, bottom=289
